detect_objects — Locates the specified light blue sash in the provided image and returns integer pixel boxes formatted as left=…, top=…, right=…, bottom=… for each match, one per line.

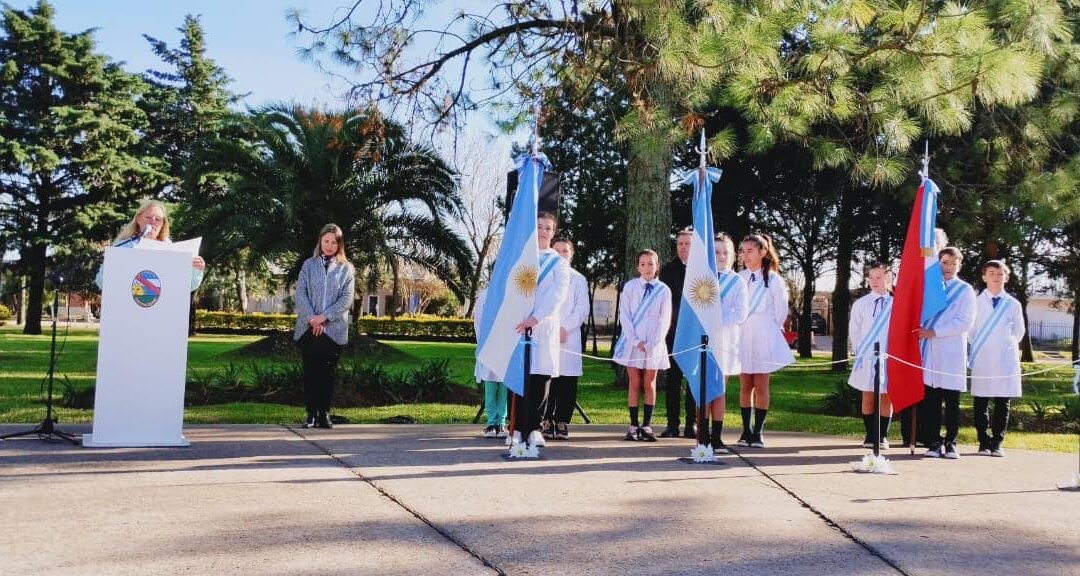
left=614, top=281, right=664, bottom=359
left=718, top=271, right=740, bottom=300
left=968, top=296, right=1011, bottom=367
left=747, top=275, right=769, bottom=315
left=536, top=252, right=559, bottom=288
left=854, top=298, right=892, bottom=369
left=920, top=280, right=965, bottom=358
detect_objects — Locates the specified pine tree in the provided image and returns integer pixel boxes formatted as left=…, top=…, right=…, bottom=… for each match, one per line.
left=0, top=1, right=168, bottom=334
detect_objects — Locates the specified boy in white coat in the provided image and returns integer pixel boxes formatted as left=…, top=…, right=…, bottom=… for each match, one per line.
left=969, top=260, right=1026, bottom=457
left=848, top=263, right=895, bottom=448
left=614, top=249, right=673, bottom=442
left=917, top=247, right=976, bottom=459
left=708, top=233, right=748, bottom=453
left=543, top=237, right=590, bottom=440
left=511, top=212, right=570, bottom=448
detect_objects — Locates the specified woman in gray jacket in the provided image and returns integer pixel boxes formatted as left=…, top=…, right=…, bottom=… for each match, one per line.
left=293, top=224, right=356, bottom=429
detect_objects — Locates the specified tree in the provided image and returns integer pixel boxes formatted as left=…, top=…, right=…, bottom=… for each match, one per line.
left=0, top=1, right=169, bottom=334
left=447, top=130, right=510, bottom=317
left=189, top=105, right=473, bottom=315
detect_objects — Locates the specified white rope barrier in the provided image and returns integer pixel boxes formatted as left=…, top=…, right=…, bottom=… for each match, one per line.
left=557, top=344, right=1079, bottom=380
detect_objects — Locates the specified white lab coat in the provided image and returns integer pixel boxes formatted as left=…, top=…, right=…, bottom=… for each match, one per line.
left=848, top=292, right=893, bottom=393
left=528, top=248, right=570, bottom=377
left=738, top=268, right=794, bottom=373
left=472, top=289, right=499, bottom=382
left=717, top=269, right=748, bottom=376
left=922, top=279, right=976, bottom=392
left=614, top=277, right=673, bottom=370
left=557, top=268, right=590, bottom=377
left=969, top=290, right=1026, bottom=398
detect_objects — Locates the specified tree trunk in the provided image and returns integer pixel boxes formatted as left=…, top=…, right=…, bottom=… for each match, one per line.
left=16, top=276, right=25, bottom=325
left=236, top=267, right=248, bottom=313
left=1017, top=260, right=1035, bottom=362
left=1071, top=288, right=1079, bottom=362
left=389, top=258, right=400, bottom=320
left=623, top=138, right=672, bottom=277
left=831, top=188, right=854, bottom=372
left=22, top=244, right=46, bottom=335
left=798, top=262, right=814, bottom=358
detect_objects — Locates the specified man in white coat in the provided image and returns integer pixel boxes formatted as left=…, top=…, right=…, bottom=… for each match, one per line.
left=969, top=260, right=1026, bottom=457
left=512, top=212, right=570, bottom=447
left=544, top=237, right=589, bottom=440
left=917, top=247, right=976, bottom=459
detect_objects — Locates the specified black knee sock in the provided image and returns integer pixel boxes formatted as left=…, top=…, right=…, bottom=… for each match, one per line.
left=862, top=415, right=872, bottom=441
left=629, top=406, right=640, bottom=427
left=711, top=420, right=724, bottom=445
left=642, top=404, right=654, bottom=427
left=880, top=415, right=892, bottom=440
left=753, top=409, right=768, bottom=436
left=741, top=407, right=752, bottom=435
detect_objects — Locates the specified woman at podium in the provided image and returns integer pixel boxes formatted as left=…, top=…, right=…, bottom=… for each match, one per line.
left=94, top=200, right=207, bottom=290
left=292, top=224, right=356, bottom=429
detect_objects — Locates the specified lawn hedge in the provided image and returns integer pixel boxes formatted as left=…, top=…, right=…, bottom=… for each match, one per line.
left=194, top=310, right=476, bottom=340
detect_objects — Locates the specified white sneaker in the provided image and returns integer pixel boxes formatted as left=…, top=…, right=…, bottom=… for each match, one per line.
left=924, top=444, right=943, bottom=458
left=879, top=438, right=889, bottom=450
left=991, top=448, right=1005, bottom=457
left=483, top=426, right=497, bottom=438
left=527, top=429, right=546, bottom=447
left=505, top=430, right=522, bottom=446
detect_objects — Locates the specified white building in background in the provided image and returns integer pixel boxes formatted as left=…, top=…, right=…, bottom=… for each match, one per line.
left=1025, top=295, right=1074, bottom=343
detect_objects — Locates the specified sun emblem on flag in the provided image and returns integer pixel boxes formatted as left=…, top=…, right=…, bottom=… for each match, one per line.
left=687, top=275, right=719, bottom=307
left=513, top=264, right=539, bottom=297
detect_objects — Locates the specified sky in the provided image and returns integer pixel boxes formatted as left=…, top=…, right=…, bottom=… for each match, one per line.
left=12, top=0, right=357, bottom=109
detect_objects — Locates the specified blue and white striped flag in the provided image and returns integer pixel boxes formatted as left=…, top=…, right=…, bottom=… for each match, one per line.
left=476, top=152, right=548, bottom=395
left=673, top=165, right=726, bottom=406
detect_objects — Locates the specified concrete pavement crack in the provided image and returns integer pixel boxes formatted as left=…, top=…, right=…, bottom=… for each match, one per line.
left=285, top=425, right=507, bottom=576
left=731, top=448, right=912, bottom=576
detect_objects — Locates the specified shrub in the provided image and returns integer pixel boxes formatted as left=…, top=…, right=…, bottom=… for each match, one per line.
left=819, top=380, right=861, bottom=416
left=0, top=303, right=11, bottom=322
left=195, top=310, right=476, bottom=340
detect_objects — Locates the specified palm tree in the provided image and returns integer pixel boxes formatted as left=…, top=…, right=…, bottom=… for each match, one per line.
left=187, top=104, right=472, bottom=316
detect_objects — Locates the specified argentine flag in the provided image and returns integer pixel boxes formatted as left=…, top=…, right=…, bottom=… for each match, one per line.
left=673, top=165, right=726, bottom=406
left=476, top=152, right=547, bottom=395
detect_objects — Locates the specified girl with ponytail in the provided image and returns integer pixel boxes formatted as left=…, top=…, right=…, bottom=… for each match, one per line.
left=735, top=233, right=795, bottom=448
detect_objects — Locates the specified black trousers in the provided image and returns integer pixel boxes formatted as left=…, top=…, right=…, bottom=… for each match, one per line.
left=920, top=386, right=961, bottom=445
left=543, top=375, right=578, bottom=423
left=663, top=363, right=697, bottom=430
left=973, top=396, right=1011, bottom=446
left=298, top=330, right=344, bottom=413
left=515, top=374, right=550, bottom=434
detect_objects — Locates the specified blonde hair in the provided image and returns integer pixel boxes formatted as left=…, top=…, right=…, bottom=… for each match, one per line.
left=313, top=223, right=349, bottom=263
left=115, top=199, right=170, bottom=243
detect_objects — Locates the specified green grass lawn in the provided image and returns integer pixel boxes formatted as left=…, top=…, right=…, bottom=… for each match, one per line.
left=1, top=324, right=1076, bottom=452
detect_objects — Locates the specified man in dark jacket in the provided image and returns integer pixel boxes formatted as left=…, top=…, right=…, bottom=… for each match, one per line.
left=659, top=228, right=696, bottom=438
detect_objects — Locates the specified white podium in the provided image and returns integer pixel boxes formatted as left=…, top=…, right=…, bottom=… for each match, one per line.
left=83, top=246, right=193, bottom=447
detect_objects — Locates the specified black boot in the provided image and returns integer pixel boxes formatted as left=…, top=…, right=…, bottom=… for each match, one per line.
left=301, top=411, right=317, bottom=429
left=316, top=410, right=333, bottom=429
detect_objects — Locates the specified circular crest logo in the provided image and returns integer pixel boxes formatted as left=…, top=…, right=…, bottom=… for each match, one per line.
left=131, top=270, right=162, bottom=308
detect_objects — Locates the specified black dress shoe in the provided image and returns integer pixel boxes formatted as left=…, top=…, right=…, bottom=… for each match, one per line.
left=682, top=425, right=697, bottom=439
left=316, top=410, right=333, bottom=429
left=301, top=412, right=317, bottom=429
left=659, top=427, right=679, bottom=438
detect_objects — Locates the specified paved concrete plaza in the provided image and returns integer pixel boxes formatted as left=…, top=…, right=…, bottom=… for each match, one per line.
left=2, top=424, right=1077, bottom=575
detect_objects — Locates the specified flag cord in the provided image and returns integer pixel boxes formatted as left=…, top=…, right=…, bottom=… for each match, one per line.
left=556, top=346, right=1080, bottom=378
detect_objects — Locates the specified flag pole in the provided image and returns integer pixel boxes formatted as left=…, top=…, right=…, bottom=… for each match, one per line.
left=873, top=342, right=881, bottom=458
left=912, top=139, right=929, bottom=456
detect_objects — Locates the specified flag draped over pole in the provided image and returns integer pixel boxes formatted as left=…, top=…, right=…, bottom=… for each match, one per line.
left=476, top=150, right=547, bottom=396
left=886, top=176, right=948, bottom=412
left=673, top=131, right=726, bottom=406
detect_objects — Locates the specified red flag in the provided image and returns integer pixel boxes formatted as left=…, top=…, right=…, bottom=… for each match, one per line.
left=887, top=179, right=947, bottom=412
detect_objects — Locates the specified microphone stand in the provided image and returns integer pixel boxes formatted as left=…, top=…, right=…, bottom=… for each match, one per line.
left=1, top=277, right=80, bottom=444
